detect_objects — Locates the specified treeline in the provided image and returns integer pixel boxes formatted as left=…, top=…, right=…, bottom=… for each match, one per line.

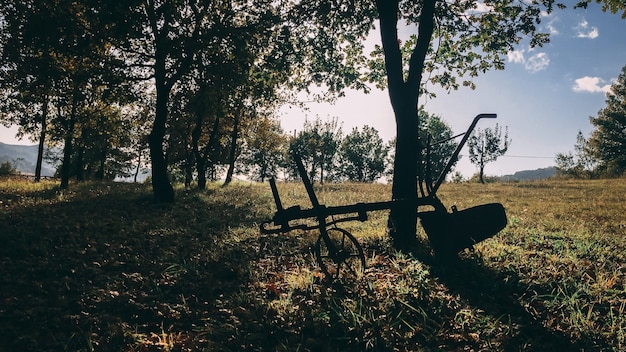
left=555, top=65, right=626, bottom=179
left=158, top=109, right=459, bottom=186
left=0, top=0, right=369, bottom=199
left=0, top=0, right=467, bottom=191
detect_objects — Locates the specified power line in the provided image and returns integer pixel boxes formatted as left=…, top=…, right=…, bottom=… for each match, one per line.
left=501, top=155, right=554, bottom=159
left=459, top=154, right=554, bottom=159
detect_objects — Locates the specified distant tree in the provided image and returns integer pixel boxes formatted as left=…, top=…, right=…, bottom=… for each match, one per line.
left=468, top=123, right=511, bottom=183
left=239, top=117, right=289, bottom=182
left=289, top=117, right=342, bottom=184
left=0, top=161, right=19, bottom=176
left=385, top=110, right=458, bottom=186
left=418, top=109, right=458, bottom=188
left=587, top=65, right=626, bottom=177
left=338, top=125, right=389, bottom=182
left=555, top=131, right=598, bottom=179
left=451, top=171, right=465, bottom=184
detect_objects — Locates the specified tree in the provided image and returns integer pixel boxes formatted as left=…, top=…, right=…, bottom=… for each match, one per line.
left=587, top=65, right=626, bottom=176
left=109, top=0, right=300, bottom=198
left=1, top=0, right=133, bottom=187
left=0, top=0, right=72, bottom=183
left=289, top=117, right=342, bottom=184
left=555, top=131, right=597, bottom=179
left=340, top=0, right=575, bottom=247
left=327, top=0, right=625, bottom=248
left=0, top=161, right=19, bottom=176
left=239, top=116, right=289, bottom=182
left=338, top=125, right=389, bottom=182
left=114, top=0, right=206, bottom=201
left=417, top=109, right=458, bottom=188
left=468, top=123, right=511, bottom=183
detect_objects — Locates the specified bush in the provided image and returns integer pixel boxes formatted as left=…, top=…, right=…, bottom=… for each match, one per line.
left=0, top=161, right=18, bottom=176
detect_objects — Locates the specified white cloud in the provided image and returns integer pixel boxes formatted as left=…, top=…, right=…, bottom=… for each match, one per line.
left=575, top=19, right=599, bottom=39
left=572, top=76, right=612, bottom=93
left=578, top=27, right=599, bottom=39
left=547, top=24, right=559, bottom=35
left=507, top=50, right=525, bottom=64
left=525, top=53, right=550, bottom=73
left=473, top=1, right=493, bottom=13
left=507, top=50, right=550, bottom=73
left=542, top=12, right=560, bottom=35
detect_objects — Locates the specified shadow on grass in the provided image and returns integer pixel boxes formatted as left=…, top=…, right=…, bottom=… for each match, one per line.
left=421, top=250, right=609, bottom=351
left=0, top=182, right=271, bottom=351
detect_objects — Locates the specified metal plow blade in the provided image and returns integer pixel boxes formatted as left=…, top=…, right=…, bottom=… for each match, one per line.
left=420, top=203, right=507, bottom=257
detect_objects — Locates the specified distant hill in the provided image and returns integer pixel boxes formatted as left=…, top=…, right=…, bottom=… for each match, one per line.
left=0, top=142, right=57, bottom=176
left=499, top=166, right=556, bottom=181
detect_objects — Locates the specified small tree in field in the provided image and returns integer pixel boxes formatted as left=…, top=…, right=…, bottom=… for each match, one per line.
left=468, top=123, right=511, bottom=183
left=555, top=131, right=597, bottom=179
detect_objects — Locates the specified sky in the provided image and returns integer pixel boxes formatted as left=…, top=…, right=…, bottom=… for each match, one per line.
left=1, top=4, right=624, bottom=178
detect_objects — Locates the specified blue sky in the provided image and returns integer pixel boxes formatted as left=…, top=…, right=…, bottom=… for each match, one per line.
left=1, top=3, right=624, bottom=177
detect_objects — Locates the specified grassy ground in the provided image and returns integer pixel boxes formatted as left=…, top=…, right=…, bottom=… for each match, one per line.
left=0, top=177, right=624, bottom=351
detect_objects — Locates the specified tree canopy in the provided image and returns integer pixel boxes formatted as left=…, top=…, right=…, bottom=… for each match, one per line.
left=338, top=125, right=389, bottom=182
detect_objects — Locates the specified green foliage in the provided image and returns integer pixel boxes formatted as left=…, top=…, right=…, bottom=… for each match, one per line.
left=556, top=65, right=626, bottom=179
left=289, top=116, right=343, bottom=184
left=337, top=125, right=389, bottom=182
left=555, top=131, right=598, bottom=179
left=0, top=160, right=18, bottom=175
left=575, top=0, right=626, bottom=18
left=0, top=0, right=140, bottom=187
left=238, top=117, right=289, bottom=182
left=419, top=109, right=458, bottom=184
left=468, top=123, right=511, bottom=183
left=587, top=65, right=626, bottom=177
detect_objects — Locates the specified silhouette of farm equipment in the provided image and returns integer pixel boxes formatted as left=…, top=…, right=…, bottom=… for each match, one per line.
left=260, top=114, right=507, bottom=280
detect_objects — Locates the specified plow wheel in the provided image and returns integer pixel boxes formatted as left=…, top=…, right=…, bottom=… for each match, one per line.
left=315, top=228, right=366, bottom=280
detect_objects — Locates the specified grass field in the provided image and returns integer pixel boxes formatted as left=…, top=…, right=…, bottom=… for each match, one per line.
left=0, top=177, right=625, bottom=351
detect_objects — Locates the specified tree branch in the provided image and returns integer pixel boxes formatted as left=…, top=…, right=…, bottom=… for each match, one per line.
left=406, top=0, right=436, bottom=93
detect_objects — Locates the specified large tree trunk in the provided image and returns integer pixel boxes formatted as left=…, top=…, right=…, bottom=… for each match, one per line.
left=223, top=113, right=240, bottom=186
left=75, top=142, right=85, bottom=181
left=193, top=114, right=220, bottom=190
left=60, top=93, right=78, bottom=190
left=60, top=122, right=74, bottom=190
left=389, top=103, right=420, bottom=248
left=377, top=0, right=436, bottom=249
left=34, top=96, right=48, bottom=182
left=149, top=83, right=175, bottom=202
left=95, top=145, right=106, bottom=180
left=184, top=148, right=193, bottom=188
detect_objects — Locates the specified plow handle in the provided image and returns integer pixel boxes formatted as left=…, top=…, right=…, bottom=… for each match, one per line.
left=269, top=177, right=284, bottom=213
left=292, top=152, right=322, bottom=208
left=432, top=113, right=496, bottom=194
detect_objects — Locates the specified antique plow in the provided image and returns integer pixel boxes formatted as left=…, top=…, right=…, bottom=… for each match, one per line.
left=260, top=114, right=508, bottom=280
